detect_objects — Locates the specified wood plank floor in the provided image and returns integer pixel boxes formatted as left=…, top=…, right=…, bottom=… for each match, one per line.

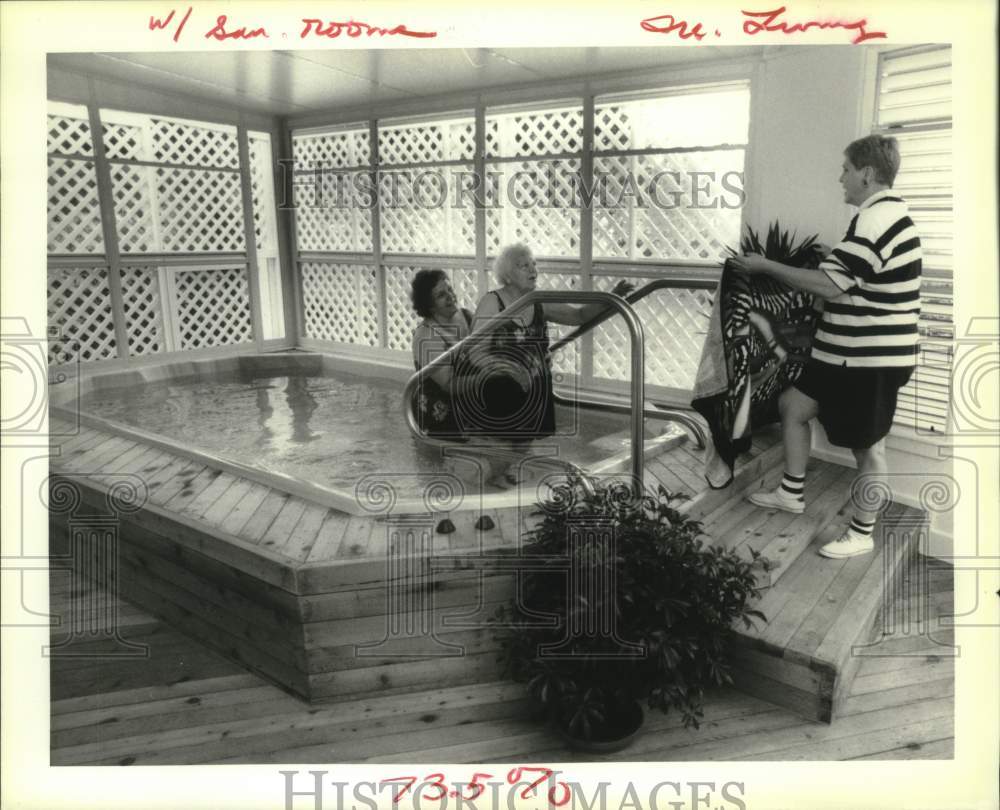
left=49, top=556, right=954, bottom=765
left=48, top=413, right=780, bottom=571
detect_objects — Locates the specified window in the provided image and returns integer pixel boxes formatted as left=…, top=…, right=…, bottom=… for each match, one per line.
left=46, top=102, right=279, bottom=363
left=873, top=45, right=953, bottom=434
left=290, top=82, right=747, bottom=397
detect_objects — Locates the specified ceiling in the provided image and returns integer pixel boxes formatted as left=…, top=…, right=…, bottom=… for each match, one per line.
left=48, top=47, right=770, bottom=120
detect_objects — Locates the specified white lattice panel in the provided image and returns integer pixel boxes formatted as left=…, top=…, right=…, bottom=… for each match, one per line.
left=485, top=160, right=580, bottom=258
left=380, top=168, right=475, bottom=255
left=249, top=134, right=276, bottom=252
left=294, top=176, right=373, bottom=252
left=592, top=153, right=743, bottom=262
left=111, top=164, right=156, bottom=253
left=451, top=266, right=480, bottom=311
left=47, top=158, right=105, bottom=254
left=102, top=121, right=143, bottom=161
left=384, top=266, right=421, bottom=352
left=486, top=106, right=582, bottom=158
left=293, top=129, right=370, bottom=169
left=591, top=274, right=712, bottom=389
left=300, top=263, right=379, bottom=346
left=174, top=267, right=253, bottom=349
left=153, top=118, right=238, bottom=169
left=120, top=265, right=164, bottom=356
left=48, top=114, right=93, bottom=156
left=47, top=266, right=117, bottom=365
left=593, top=105, right=631, bottom=151
left=157, top=168, right=245, bottom=252
left=379, top=117, right=475, bottom=165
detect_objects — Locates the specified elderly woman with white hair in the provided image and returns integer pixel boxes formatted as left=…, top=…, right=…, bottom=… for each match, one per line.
left=461, top=243, right=632, bottom=487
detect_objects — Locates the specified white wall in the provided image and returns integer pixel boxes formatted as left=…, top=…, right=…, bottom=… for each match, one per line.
left=744, top=46, right=955, bottom=557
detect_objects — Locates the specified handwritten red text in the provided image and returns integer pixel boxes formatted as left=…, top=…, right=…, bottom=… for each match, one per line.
left=380, top=767, right=570, bottom=806
left=640, top=14, right=710, bottom=40
left=741, top=6, right=887, bottom=45
left=149, top=7, right=192, bottom=43
left=300, top=19, right=437, bottom=39
left=205, top=15, right=269, bottom=40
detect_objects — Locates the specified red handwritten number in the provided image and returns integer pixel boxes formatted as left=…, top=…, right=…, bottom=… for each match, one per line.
left=460, top=773, right=494, bottom=801
left=422, top=773, right=449, bottom=801
left=507, top=767, right=555, bottom=800
left=380, top=776, right=418, bottom=804
left=548, top=781, right=572, bottom=807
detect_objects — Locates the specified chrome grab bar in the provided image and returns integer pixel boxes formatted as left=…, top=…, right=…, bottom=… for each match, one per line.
left=403, top=290, right=645, bottom=492
left=548, top=275, right=714, bottom=355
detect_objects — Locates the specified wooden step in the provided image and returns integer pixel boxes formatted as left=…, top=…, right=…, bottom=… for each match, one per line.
left=702, top=459, right=856, bottom=587
left=725, top=502, right=927, bottom=723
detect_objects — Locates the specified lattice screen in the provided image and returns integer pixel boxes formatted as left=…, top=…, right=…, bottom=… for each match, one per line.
left=591, top=274, right=713, bottom=390
left=157, top=168, right=245, bottom=252
left=486, top=105, right=583, bottom=158
left=47, top=158, right=105, bottom=254
left=47, top=266, right=117, bottom=364
left=379, top=117, right=475, bottom=164
left=48, top=113, right=94, bottom=156
left=383, top=265, right=479, bottom=352
left=152, top=118, right=239, bottom=169
left=102, top=120, right=143, bottom=161
left=594, top=87, right=750, bottom=151
left=300, top=262, right=379, bottom=346
left=111, top=164, right=156, bottom=253
left=380, top=168, right=476, bottom=255
left=173, top=267, right=253, bottom=350
left=485, top=160, right=580, bottom=257
left=294, top=175, right=373, bottom=252
left=120, top=265, right=165, bottom=356
left=292, top=128, right=370, bottom=169
left=593, top=152, right=742, bottom=262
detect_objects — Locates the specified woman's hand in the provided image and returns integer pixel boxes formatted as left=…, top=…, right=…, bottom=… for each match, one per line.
left=729, top=254, right=772, bottom=276
left=610, top=279, right=635, bottom=298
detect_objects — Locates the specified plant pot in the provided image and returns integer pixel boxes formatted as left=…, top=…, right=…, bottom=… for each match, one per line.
left=555, top=699, right=644, bottom=753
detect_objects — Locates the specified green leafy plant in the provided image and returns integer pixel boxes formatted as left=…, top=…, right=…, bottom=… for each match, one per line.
left=727, top=221, right=826, bottom=267
left=493, top=479, right=770, bottom=736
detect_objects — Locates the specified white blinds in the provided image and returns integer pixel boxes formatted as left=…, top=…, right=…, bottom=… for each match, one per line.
left=875, top=45, right=953, bottom=435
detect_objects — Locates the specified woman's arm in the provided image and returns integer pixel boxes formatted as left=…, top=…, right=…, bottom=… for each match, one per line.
left=412, top=324, right=453, bottom=389
left=542, top=280, right=635, bottom=326
left=728, top=255, right=843, bottom=300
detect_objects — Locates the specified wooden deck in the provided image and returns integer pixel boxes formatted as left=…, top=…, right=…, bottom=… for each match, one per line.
left=48, top=555, right=954, bottom=765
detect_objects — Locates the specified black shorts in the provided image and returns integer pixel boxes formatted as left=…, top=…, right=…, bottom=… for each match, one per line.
left=792, top=360, right=913, bottom=450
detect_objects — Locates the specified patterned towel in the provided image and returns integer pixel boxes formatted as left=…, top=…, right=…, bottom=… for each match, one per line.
left=691, top=260, right=820, bottom=487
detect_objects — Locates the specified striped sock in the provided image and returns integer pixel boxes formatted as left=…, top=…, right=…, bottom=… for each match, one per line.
left=780, top=472, right=805, bottom=501
left=849, top=516, right=877, bottom=537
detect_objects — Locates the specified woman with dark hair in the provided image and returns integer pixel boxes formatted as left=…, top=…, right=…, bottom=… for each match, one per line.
left=410, top=269, right=473, bottom=438
left=730, top=134, right=922, bottom=559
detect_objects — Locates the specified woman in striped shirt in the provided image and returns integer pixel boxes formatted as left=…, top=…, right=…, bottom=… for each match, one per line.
left=729, top=135, right=921, bottom=559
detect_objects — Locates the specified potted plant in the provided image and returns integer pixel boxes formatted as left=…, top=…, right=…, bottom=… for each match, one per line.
left=493, top=478, right=769, bottom=750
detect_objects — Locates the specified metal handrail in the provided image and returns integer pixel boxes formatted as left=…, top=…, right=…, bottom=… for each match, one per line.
left=548, top=275, right=714, bottom=354
left=403, top=290, right=646, bottom=491
left=547, top=276, right=712, bottom=449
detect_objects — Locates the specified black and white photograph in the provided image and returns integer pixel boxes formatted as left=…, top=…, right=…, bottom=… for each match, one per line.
left=1, top=2, right=997, bottom=809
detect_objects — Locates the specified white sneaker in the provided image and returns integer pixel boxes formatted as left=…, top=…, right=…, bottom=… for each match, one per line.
left=747, top=486, right=805, bottom=514
left=818, top=529, right=874, bottom=559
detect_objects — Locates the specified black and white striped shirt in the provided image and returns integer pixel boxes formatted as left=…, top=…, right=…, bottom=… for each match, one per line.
left=813, top=190, right=922, bottom=368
